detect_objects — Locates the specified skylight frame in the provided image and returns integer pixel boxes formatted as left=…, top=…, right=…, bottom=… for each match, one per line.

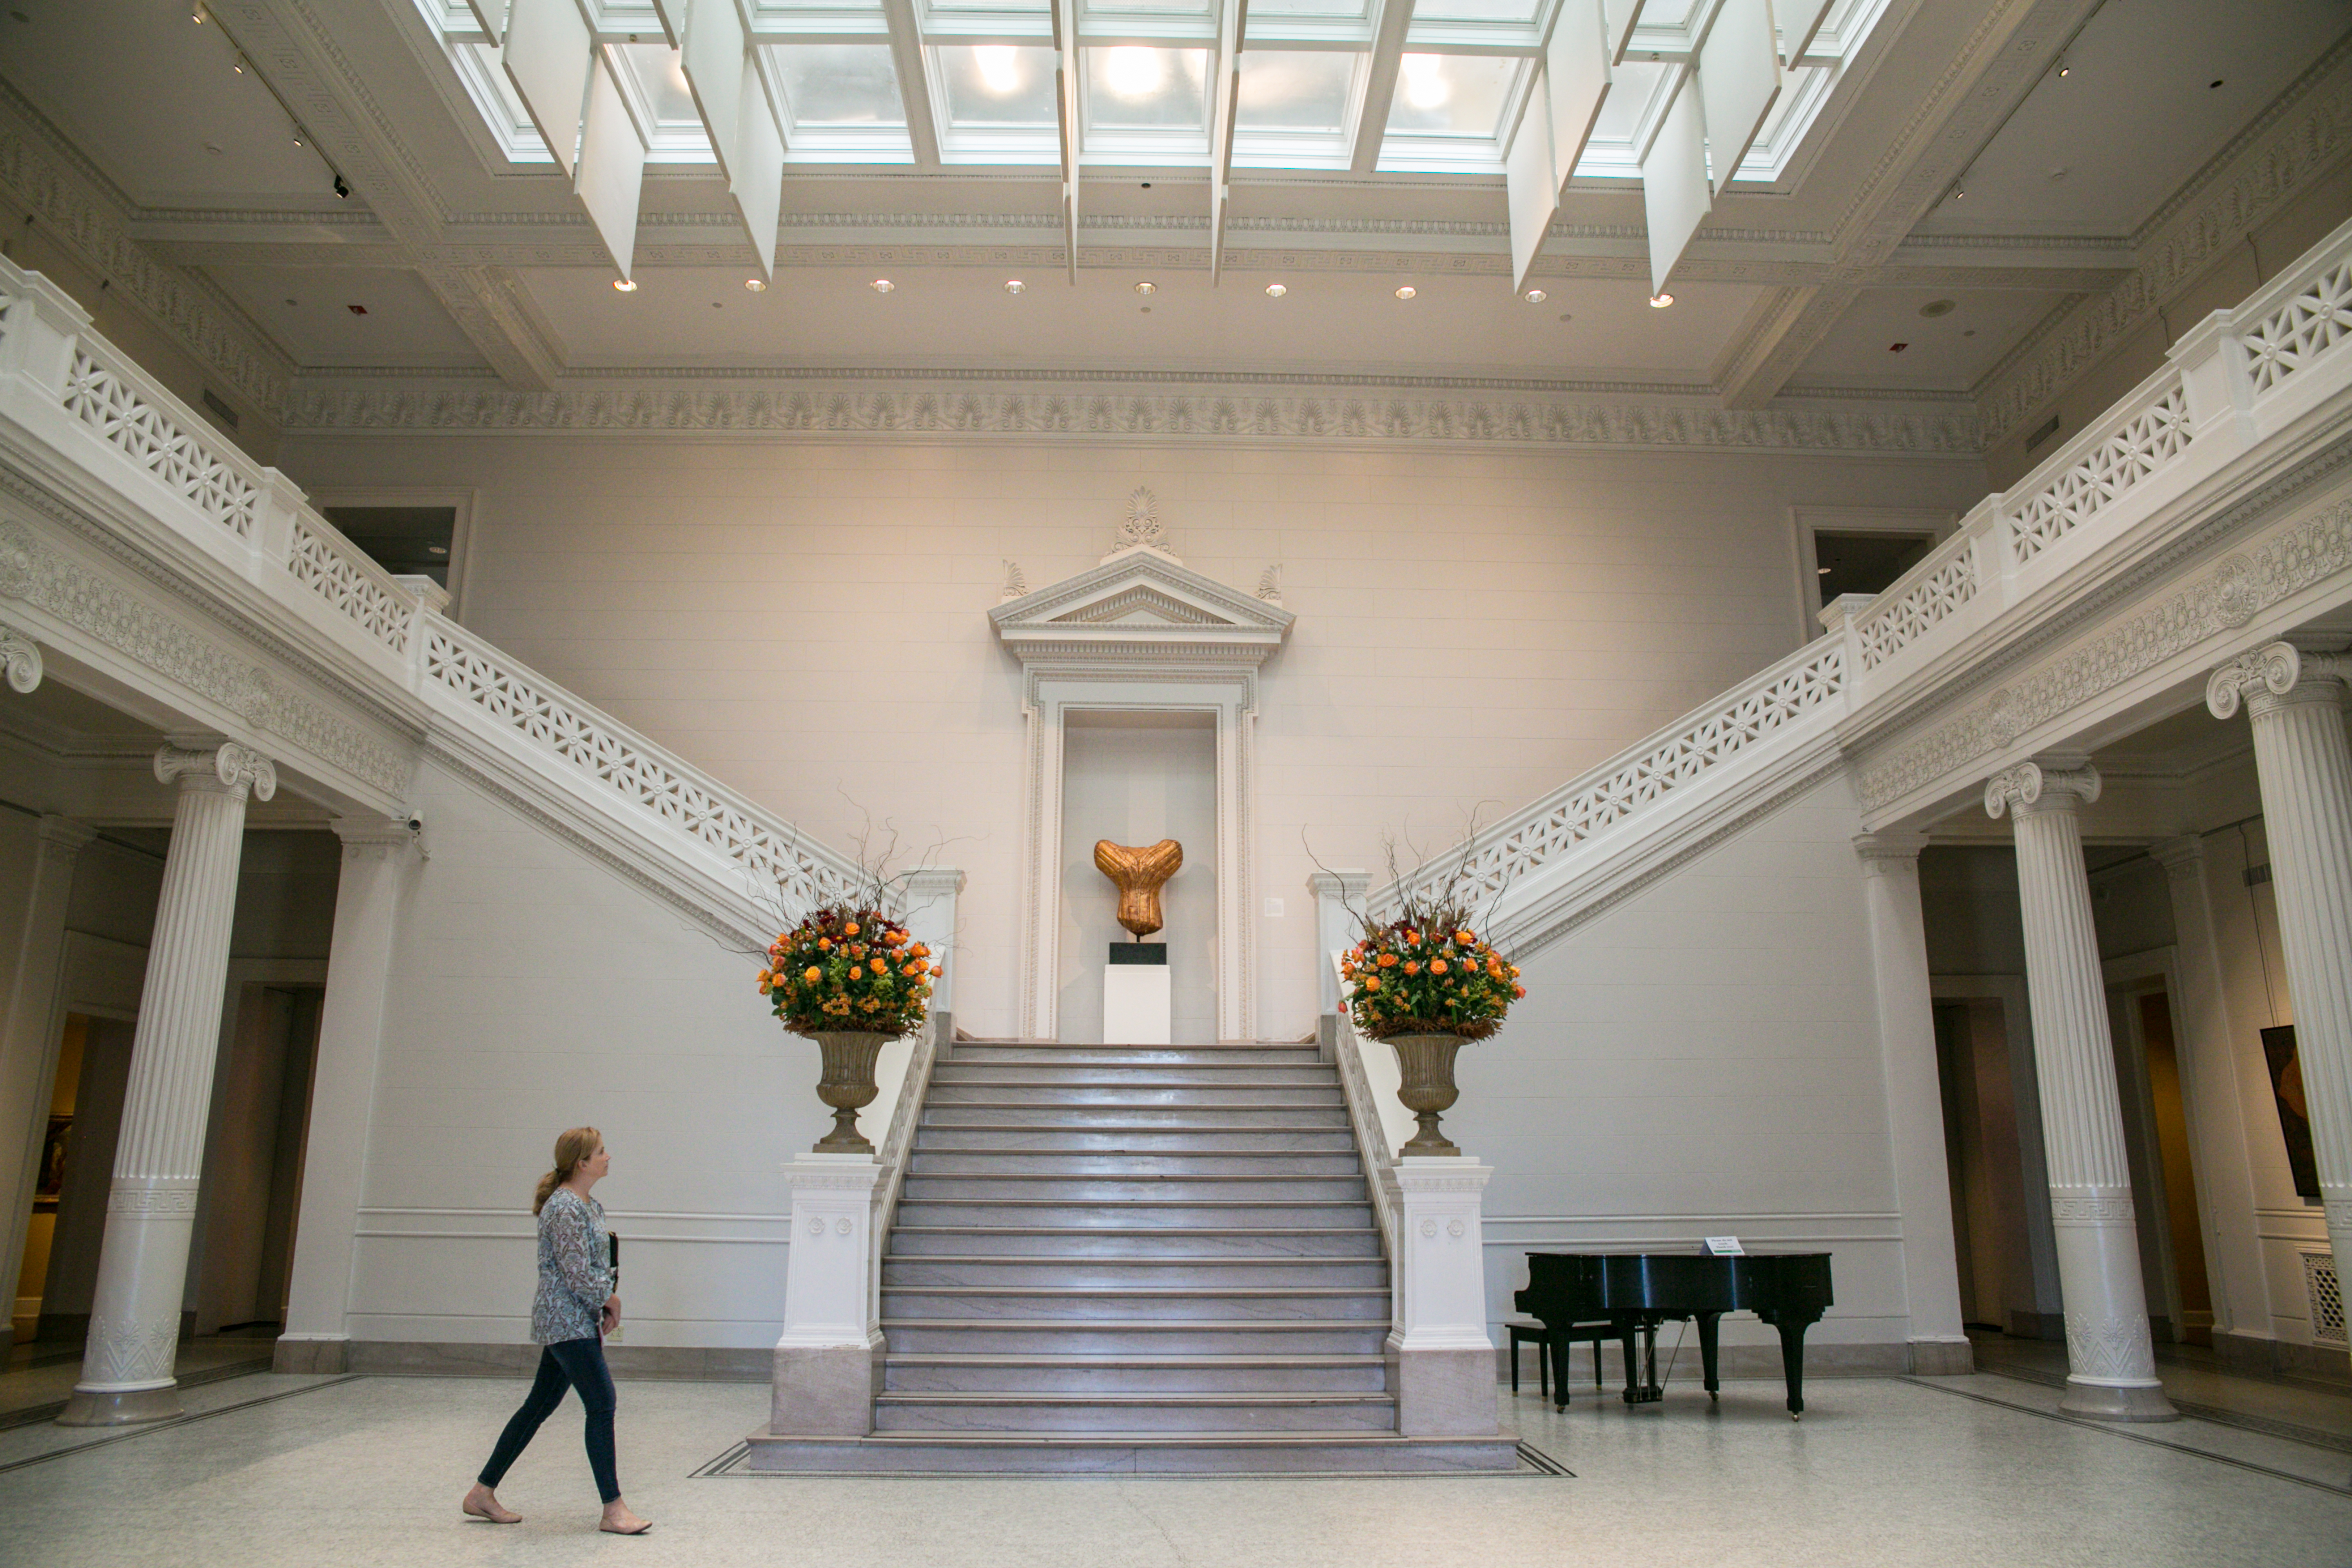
left=414, top=0, right=1892, bottom=180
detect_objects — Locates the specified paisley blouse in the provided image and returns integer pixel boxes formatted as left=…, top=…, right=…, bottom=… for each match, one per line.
left=532, top=1187, right=614, bottom=1345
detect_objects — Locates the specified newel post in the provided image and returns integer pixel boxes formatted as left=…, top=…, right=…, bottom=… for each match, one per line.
left=1389, top=1157, right=1499, bottom=1436
left=771, top=1154, right=885, bottom=1437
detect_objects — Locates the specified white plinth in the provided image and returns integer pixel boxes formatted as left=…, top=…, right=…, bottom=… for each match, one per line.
left=1104, top=962, right=1171, bottom=1044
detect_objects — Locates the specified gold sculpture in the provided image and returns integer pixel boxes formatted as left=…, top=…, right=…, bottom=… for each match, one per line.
left=1094, top=838, right=1183, bottom=938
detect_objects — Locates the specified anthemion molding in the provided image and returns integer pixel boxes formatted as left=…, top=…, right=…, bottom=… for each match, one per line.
left=280, top=378, right=1980, bottom=454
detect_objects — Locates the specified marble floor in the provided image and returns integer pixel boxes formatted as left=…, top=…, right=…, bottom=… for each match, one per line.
left=1967, top=1331, right=2352, bottom=1450
left=0, top=1333, right=275, bottom=1426
left=0, top=1372, right=2345, bottom=1566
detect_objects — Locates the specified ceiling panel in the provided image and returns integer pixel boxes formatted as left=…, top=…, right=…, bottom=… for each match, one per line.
left=203, top=265, right=490, bottom=368
left=1791, top=287, right=2074, bottom=392
left=0, top=2, right=344, bottom=207
left=1917, top=0, right=2350, bottom=238
left=515, top=265, right=1761, bottom=379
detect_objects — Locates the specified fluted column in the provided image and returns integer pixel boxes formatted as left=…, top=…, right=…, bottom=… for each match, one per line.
left=59, top=742, right=274, bottom=1426
left=1986, top=758, right=2178, bottom=1421
left=2210, top=641, right=2352, bottom=1302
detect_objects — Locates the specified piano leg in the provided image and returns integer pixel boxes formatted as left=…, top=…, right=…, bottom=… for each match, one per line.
left=1618, top=1322, right=1642, bottom=1404
left=1696, top=1312, right=1722, bottom=1403
left=1548, top=1331, right=1568, bottom=1412
left=1768, top=1314, right=1819, bottom=1420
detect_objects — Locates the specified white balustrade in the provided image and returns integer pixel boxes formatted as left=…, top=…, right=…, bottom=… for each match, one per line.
left=1372, top=213, right=2352, bottom=919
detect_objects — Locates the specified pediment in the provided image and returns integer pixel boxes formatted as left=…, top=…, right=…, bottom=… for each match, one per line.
left=990, top=547, right=1294, bottom=666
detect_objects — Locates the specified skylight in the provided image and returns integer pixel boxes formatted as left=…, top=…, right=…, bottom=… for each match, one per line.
left=423, top=0, right=1889, bottom=179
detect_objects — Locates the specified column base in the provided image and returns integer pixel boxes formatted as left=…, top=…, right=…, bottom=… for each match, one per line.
left=2060, top=1379, right=2180, bottom=1422
left=1388, top=1345, right=1501, bottom=1436
left=57, top=1383, right=182, bottom=1426
left=1907, top=1338, right=1976, bottom=1376
left=770, top=1340, right=882, bottom=1436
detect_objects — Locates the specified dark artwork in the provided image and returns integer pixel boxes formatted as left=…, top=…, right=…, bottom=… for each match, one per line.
left=35, top=1115, right=70, bottom=1207
left=2263, top=1025, right=2321, bottom=1201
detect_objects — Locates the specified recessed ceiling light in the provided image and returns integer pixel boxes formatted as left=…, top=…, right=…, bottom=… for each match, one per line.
left=1889, top=342, right=1909, bottom=353
left=612, top=278, right=637, bottom=292
left=1134, top=281, right=1157, bottom=295
left=1524, top=289, right=1547, bottom=303
left=428, top=544, right=449, bottom=556
left=2047, top=167, right=2069, bottom=181
left=1005, top=279, right=1025, bottom=294
left=1918, top=298, right=1956, bottom=318
left=871, top=279, right=894, bottom=292
left=1557, top=312, right=1573, bottom=323
left=1265, top=283, right=1286, bottom=298
left=231, top=52, right=247, bottom=73
left=1394, top=286, right=1416, bottom=299
left=346, top=304, right=367, bottom=315
left=1817, top=566, right=1832, bottom=575
left=744, top=277, right=766, bottom=292
left=1649, top=293, right=1674, bottom=308
left=2056, top=55, right=2070, bottom=77
left=202, top=141, right=223, bottom=156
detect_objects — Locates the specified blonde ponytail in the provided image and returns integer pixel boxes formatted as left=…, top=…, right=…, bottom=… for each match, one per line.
left=533, top=1125, right=603, bottom=1215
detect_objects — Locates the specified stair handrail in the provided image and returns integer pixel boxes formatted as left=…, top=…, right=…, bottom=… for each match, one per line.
left=1327, top=953, right=1401, bottom=1271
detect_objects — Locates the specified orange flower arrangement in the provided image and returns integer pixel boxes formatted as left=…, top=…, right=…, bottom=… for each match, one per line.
left=757, top=906, right=941, bottom=1038
left=1338, top=917, right=1521, bottom=1041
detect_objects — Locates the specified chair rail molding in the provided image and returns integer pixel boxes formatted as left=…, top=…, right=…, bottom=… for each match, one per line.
left=991, top=535, right=1295, bottom=1042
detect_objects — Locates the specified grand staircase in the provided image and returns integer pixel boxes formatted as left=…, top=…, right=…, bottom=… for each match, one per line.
left=746, top=1039, right=1518, bottom=1473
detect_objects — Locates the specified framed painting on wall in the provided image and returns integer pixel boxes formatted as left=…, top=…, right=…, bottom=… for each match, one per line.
left=2262, top=1025, right=2322, bottom=1201
left=35, top=1114, right=69, bottom=1209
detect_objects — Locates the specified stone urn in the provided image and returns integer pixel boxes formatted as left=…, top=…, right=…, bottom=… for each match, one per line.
left=1384, top=1031, right=1470, bottom=1157
left=805, top=1030, right=891, bottom=1154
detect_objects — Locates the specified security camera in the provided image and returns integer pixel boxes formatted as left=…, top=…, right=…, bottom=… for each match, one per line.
left=404, top=814, right=423, bottom=833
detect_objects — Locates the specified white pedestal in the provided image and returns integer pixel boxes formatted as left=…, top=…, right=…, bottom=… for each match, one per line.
left=772, top=1154, right=884, bottom=1437
left=1104, top=957, right=1171, bottom=1045
left=1389, top=1157, right=1500, bottom=1436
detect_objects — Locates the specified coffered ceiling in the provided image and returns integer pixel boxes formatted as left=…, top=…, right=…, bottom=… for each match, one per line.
left=0, top=0, right=2345, bottom=430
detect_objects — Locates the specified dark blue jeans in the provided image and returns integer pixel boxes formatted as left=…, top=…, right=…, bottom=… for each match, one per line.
left=478, top=1337, right=620, bottom=1504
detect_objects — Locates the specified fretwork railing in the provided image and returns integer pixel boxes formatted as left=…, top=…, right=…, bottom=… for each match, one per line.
left=0, top=253, right=871, bottom=921
left=1377, top=212, right=2352, bottom=919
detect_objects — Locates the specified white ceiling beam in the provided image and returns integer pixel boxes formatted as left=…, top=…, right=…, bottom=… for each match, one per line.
left=1504, top=0, right=1611, bottom=294
left=1209, top=0, right=1248, bottom=284
left=1349, top=0, right=1417, bottom=176
left=879, top=0, right=943, bottom=168
left=1054, top=0, right=1081, bottom=282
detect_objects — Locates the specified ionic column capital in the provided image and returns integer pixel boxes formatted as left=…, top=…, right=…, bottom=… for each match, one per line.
left=1852, top=830, right=1928, bottom=876
left=154, top=741, right=276, bottom=802
left=1984, top=757, right=2101, bottom=820
left=2207, top=640, right=2351, bottom=720
left=0, top=618, right=42, bottom=693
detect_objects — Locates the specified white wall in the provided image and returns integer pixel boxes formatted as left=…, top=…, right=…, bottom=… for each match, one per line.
left=1450, top=772, right=1920, bottom=1360
left=347, top=756, right=817, bottom=1350
left=279, top=433, right=1987, bottom=1043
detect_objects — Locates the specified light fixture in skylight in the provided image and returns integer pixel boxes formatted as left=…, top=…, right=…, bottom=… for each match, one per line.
left=1085, top=47, right=1207, bottom=130
left=1102, top=47, right=1167, bottom=102
left=938, top=45, right=1059, bottom=125
left=1385, top=54, right=1515, bottom=138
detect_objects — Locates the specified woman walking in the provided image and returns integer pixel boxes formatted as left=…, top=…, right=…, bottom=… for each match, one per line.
left=462, top=1126, right=652, bottom=1535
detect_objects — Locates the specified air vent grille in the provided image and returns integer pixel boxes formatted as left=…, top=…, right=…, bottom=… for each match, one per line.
left=2306, top=1251, right=2346, bottom=1347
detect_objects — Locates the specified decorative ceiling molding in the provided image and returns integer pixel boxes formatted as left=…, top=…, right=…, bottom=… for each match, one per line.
left=279, top=375, right=1980, bottom=453
left=1973, top=40, right=2352, bottom=446
left=0, top=85, right=294, bottom=412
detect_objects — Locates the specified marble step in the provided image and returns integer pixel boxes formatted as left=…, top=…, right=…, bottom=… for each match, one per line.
left=886, top=1227, right=1382, bottom=1258
left=907, top=1150, right=1362, bottom=1178
left=931, top=1065, right=1338, bottom=1087
left=872, top=1391, right=1397, bottom=1434
left=910, top=1126, right=1359, bottom=1154
left=882, top=1354, right=1389, bottom=1394
left=900, top=1174, right=1370, bottom=1203
left=892, top=1199, right=1377, bottom=1230
left=949, top=1045, right=1325, bottom=1066
left=879, top=1285, right=1391, bottom=1321
left=881, top=1255, right=1390, bottom=1290
left=921, top=1103, right=1352, bottom=1129
left=925, top=1083, right=1345, bottom=1109
left=743, top=1430, right=1521, bottom=1475
left=879, top=1318, right=1393, bottom=1356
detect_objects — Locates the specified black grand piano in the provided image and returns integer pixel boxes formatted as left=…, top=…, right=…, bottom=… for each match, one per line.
left=1514, top=1251, right=1833, bottom=1419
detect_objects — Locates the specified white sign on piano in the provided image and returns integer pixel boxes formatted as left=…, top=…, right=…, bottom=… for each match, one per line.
left=1700, top=1236, right=1744, bottom=1256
